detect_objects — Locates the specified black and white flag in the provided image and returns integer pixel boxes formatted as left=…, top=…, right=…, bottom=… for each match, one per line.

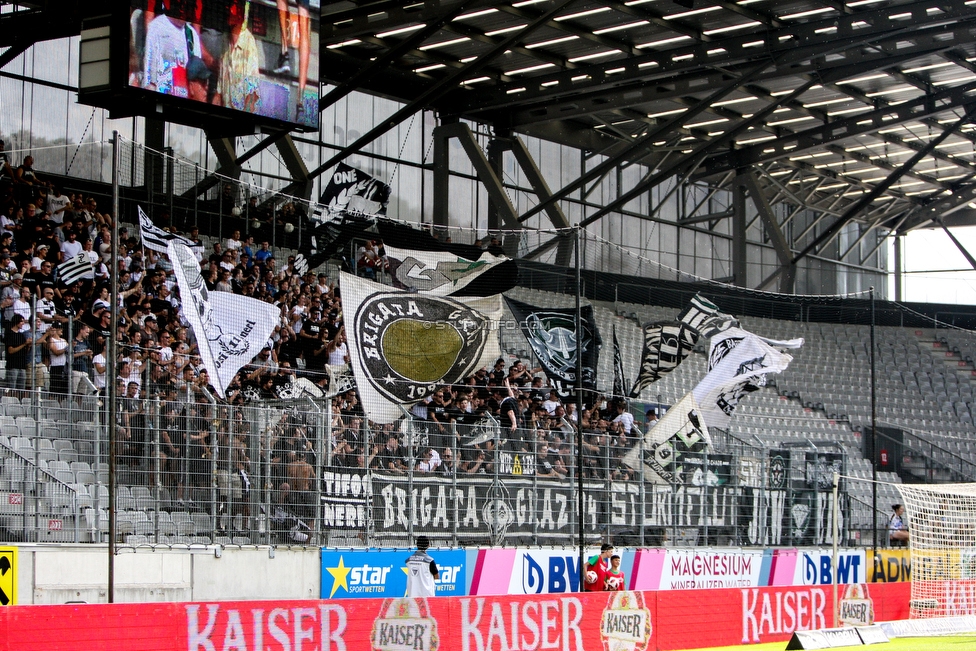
left=169, top=241, right=280, bottom=399
left=293, top=253, right=310, bottom=276
left=692, top=330, right=796, bottom=429
left=138, top=206, right=205, bottom=258
left=612, top=324, right=629, bottom=398
left=341, top=272, right=502, bottom=423
left=56, top=252, right=93, bottom=286
left=628, top=294, right=738, bottom=398
left=621, top=392, right=712, bottom=485
left=504, top=297, right=602, bottom=393
left=297, top=213, right=375, bottom=271
left=314, top=162, right=391, bottom=223
left=385, top=245, right=516, bottom=297
left=629, top=321, right=698, bottom=398
left=677, top=294, right=737, bottom=338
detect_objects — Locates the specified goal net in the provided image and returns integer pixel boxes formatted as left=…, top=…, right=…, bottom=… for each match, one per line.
left=896, top=483, right=976, bottom=619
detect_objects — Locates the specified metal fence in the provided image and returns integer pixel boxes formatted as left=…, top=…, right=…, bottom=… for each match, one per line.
left=0, top=391, right=857, bottom=548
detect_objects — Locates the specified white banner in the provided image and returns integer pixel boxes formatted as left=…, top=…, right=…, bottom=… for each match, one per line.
left=341, top=272, right=502, bottom=423
left=169, top=241, right=280, bottom=398
left=622, top=392, right=712, bottom=484
left=658, top=549, right=765, bottom=590
left=693, top=331, right=795, bottom=429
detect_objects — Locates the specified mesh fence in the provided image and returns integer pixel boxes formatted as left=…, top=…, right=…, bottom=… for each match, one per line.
left=0, top=389, right=851, bottom=549
left=0, top=137, right=975, bottom=549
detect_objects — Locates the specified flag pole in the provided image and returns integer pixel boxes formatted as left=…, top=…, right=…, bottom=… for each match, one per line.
left=108, top=131, right=120, bottom=602
left=574, top=226, right=585, bottom=588
left=870, top=286, right=877, bottom=553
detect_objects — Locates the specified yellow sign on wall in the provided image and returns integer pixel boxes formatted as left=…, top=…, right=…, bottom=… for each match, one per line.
left=0, top=546, right=16, bottom=605
left=868, top=549, right=911, bottom=583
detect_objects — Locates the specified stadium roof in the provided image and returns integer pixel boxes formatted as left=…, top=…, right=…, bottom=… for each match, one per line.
left=8, top=0, right=976, bottom=248
left=318, top=0, right=976, bottom=239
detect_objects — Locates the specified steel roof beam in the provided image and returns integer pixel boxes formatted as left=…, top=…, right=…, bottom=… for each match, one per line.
left=300, top=0, right=577, bottom=187
left=516, top=56, right=785, bottom=225
left=320, top=0, right=499, bottom=39
left=789, top=106, right=976, bottom=271
left=700, top=80, right=976, bottom=177
left=447, top=0, right=976, bottom=116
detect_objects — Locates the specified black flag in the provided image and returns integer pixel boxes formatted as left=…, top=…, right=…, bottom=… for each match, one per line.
left=504, top=297, right=602, bottom=393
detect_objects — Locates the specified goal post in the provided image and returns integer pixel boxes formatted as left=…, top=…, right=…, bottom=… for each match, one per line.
left=895, top=483, right=976, bottom=619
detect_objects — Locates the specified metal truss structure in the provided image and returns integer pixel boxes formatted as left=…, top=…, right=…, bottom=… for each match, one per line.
left=8, top=0, right=976, bottom=291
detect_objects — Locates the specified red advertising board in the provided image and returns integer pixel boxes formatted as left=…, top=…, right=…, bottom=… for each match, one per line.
left=0, top=582, right=910, bottom=651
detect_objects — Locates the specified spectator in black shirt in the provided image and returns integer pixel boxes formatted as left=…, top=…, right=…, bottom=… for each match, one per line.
left=30, top=259, right=56, bottom=298
left=4, top=314, right=31, bottom=395
left=379, top=433, right=406, bottom=473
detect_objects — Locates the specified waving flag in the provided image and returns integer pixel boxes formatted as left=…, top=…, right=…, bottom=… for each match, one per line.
left=629, top=294, right=738, bottom=397
left=138, top=206, right=204, bottom=257
left=341, top=272, right=502, bottom=423
left=693, top=330, right=797, bottom=429
left=629, top=321, right=698, bottom=398
left=385, top=245, right=517, bottom=297
left=169, top=241, right=280, bottom=398
left=56, top=252, right=93, bottom=286
left=314, top=162, right=391, bottom=223
left=621, top=391, right=712, bottom=485
left=677, top=294, right=737, bottom=338
left=612, top=324, right=629, bottom=398
left=504, top=296, right=602, bottom=393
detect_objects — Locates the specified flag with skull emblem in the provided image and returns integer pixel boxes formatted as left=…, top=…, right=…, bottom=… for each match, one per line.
left=504, top=297, right=602, bottom=394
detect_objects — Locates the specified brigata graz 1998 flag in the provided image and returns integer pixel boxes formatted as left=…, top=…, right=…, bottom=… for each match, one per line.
left=169, top=241, right=280, bottom=398
left=504, top=296, right=602, bottom=392
left=342, top=272, right=502, bottom=423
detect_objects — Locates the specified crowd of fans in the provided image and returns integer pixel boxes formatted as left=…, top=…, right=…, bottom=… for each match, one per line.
left=0, top=152, right=652, bottom=539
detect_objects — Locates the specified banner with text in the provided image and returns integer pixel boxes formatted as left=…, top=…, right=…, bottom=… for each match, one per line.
left=0, top=582, right=910, bottom=651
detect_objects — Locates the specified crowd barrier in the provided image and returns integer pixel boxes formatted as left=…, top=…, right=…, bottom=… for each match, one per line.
left=321, top=547, right=911, bottom=599
left=0, top=582, right=911, bottom=650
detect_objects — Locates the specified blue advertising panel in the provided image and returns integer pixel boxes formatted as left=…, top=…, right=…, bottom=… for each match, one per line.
left=321, top=548, right=467, bottom=599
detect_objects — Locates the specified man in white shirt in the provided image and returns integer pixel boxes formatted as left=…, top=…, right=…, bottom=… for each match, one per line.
left=542, top=389, right=562, bottom=416
left=612, top=401, right=636, bottom=435
left=404, top=535, right=439, bottom=597
left=224, top=229, right=242, bottom=252
left=12, top=286, right=32, bottom=323
left=92, top=347, right=107, bottom=392
left=60, top=229, right=83, bottom=262
left=46, top=322, right=69, bottom=395
left=47, top=187, right=71, bottom=224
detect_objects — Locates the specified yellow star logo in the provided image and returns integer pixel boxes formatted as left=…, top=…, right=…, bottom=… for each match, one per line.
left=326, top=557, right=352, bottom=598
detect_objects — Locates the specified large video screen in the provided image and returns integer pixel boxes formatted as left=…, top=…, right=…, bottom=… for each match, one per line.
left=127, top=0, right=319, bottom=130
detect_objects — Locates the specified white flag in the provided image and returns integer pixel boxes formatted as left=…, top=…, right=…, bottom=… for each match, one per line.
left=384, top=245, right=512, bottom=296
left=341, top=271, right=502, bottom=423
left=693, top=330, right=796, bottom=429
left=139, top=206, right=205, bottom=258
left=169, top=241, right=279, bottom=398
left=621, top=392, right=712, bottom=485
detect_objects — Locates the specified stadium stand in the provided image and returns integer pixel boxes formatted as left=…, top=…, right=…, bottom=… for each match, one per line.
left=0, top=153, right=972, bottom=551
